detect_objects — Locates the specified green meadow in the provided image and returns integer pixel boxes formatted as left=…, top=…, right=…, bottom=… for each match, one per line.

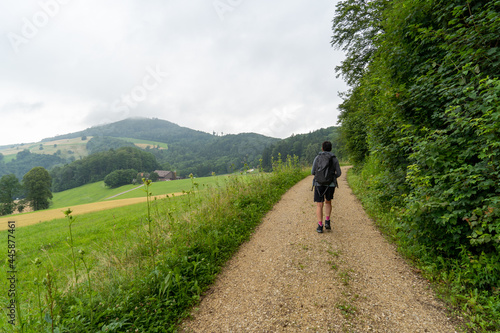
left=51, top=175, right=227, bottom=209
left=0, top=136, right=168, bottom=162
left=115, top=137, right=168, bottom=150
left=1, top=158, right=307, bottom=332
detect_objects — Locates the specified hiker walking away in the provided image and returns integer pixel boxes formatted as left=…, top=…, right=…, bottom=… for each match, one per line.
left=312, top=141, right=341, bottom=233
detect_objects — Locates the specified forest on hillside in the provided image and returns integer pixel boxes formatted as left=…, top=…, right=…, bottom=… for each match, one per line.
left=333, top=0, right=499, bottom=328
left=261, top=126, right=343, bottom=171
left=1, top=119, right=342, bottom=196
left=50, top=146, right=160, bottom=192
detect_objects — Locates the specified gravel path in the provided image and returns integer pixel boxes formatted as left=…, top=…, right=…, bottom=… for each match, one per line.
left=181, top=167, right=459, bottom=332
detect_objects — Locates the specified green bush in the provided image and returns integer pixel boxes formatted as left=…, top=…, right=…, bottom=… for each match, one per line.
left=104, top=169, right=138, bottom=188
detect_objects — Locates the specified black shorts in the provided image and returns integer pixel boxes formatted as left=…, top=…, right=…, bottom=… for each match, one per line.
left=314, top=186, right=335, bottom=202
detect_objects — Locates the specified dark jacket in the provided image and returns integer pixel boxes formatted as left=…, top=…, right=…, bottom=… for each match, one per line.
left=311, top=151, right=341, bottom=187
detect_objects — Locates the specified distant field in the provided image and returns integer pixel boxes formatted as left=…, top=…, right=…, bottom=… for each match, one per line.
left=51, top=175, right=226, bottom=208
left=0, top=137, right=91, bottom=160
left=115, top=137, right=168, bottom=149
left=0, top=174, right=228, bottom=230
left=0, top=136, right=168, bottom=161
left=0, top=192, right=183, bottom=231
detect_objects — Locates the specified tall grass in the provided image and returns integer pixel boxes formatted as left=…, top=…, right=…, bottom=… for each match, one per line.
left=1, top=156, right=307, bottom=332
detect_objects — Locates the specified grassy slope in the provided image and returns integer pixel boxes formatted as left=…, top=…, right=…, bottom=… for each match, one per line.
left=0, top=201, right=151, bottom=328
left=50, top=176, right=228, bottom=209
left=0, top=176, right=208, bottom=328
left=0, top=137, right=169, bottom=162
left=0, top=164, right=308, bottom=332
left=115, top=137, right=168, bottom=149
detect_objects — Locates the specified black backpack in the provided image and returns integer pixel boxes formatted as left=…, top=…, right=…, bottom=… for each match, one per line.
left=314, top=152, right=336, bottom=186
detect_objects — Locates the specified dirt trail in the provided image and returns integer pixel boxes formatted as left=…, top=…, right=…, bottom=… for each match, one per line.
left=181, top=167, right=459, bottom=332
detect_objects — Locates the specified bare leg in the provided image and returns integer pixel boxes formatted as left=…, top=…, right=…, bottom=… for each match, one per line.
left=316, top=202, right=324, bottom=224
left=324, top=200, right=332, bottom=220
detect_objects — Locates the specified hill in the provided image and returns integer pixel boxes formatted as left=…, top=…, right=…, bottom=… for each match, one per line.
left=42, top=117, right=214, bottom=145
left=0, top=118, right=280, bottom=183
left=261, top=126, right=343, bottom=170
left=0, top=118, right=343, bottom=193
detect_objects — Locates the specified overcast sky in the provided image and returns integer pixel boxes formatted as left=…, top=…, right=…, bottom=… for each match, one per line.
left=0, top=0, right=347, bottom=146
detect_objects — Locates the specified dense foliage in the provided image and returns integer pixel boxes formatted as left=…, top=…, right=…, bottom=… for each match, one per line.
left=22, top=166, right=53, bottom=211
left=0, top=174, right=22, bottom=215
left=333, top=0, right=499, bottom=329
left=261, top=127, right=344, bottom=170
left=86, top=136, right=136, bottom=155
left=103, top=169, right=138, bottom=188
left=159, top=133, right=279, bottom=177
left=0, top=150, right=65, bottom=180
left=50, top=147, right=159, bottom=192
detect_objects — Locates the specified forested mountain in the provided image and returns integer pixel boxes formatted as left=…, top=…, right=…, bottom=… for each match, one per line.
left=261, top=127, right=342, bottom=170
left=43, top=118, right=213, bottom=145
left=0, top=118, right=283, bottom=191
left=158, top=133, right=280, bottom=176
left=333, top=0, right=499, bottom=326
left=41, top=117, right=280, bottom=178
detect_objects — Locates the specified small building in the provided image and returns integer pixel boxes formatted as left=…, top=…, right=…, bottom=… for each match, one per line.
left=154, top=170, right=176, bottom=181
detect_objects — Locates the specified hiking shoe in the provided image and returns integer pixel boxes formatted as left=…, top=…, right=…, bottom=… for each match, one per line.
left=325, top=220, right=331, bottom=230
left=316, top=223, right=323, bottom=233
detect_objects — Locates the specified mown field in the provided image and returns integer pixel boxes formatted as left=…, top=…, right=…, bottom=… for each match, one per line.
left=0, top=174, right=229, bottom=230
left=0, top=137, right=169, bottom=162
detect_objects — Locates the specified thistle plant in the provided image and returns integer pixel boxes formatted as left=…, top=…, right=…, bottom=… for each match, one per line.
left=43, top=272, right=56, bottom=333
left=185, top=173, right=199, bottom=209
left=78, top=249, right=93, bottom=327
left=142, top=178, right=156, bottom=271
left=63, top=208, right=78, bottom=289
left=32, top=258, right=44, bottom=329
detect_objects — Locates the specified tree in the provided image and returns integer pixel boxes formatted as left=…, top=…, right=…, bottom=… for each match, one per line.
left=104, top=169, right=137, bottom=188
left=149, top=171, right=159, bottom=182
left=0, top=174, right=22, bottom=215
left=331, top=0, right=389, bottom=87
left=23, top=167, right=53, bottom=211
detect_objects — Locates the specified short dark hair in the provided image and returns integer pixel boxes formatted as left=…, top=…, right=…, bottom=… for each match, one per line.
left=322, top=141, right=332, bottom=152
